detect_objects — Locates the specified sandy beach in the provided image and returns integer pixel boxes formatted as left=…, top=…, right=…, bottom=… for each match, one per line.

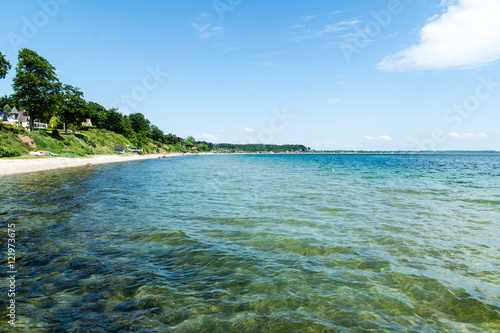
left=0, top=153, right=187, bottom=177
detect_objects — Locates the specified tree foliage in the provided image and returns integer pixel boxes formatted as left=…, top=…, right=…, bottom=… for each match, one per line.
left=12, top=49, right=59, bottom=131
left=0, top=51, right=11, bottom=79
left=0, top=95, right=15, bottom=110
left=49, top=115, right=58, bottom=129
left=129, top=112, right=151, bottom=134
left=150, top=124, right=164, bottom=143
left=87, top=101, right=108, bottom=128
left=56, top=84, right=87, bottom=133
left=135, top=130, right=149, bottom=148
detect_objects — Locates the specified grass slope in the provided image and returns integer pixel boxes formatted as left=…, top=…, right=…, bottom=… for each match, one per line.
left=0, top=124, right=157, bottom=158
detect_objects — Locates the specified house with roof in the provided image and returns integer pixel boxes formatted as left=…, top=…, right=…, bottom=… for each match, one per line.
left=0, top=111, right=18, bottom=126
left=81, top=119, right=93, bottom=127
left=114, top=146, right=126, bottom=153
left=0, top=111, right=10, bottom=122
left=10, top=107, right=22, bottom=121
left=17, top=113, right=29, bottom=128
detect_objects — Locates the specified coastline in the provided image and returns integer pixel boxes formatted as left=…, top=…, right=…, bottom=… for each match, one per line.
left=0, top=153, right=189, bottom=177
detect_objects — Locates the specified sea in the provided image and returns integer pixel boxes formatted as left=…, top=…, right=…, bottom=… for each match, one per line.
left=1, top=153, right=499, bottom=332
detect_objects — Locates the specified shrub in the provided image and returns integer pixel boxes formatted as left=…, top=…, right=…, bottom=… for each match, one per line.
left=51, top=129, right=64, bottom=141
left=0, top=146, right=23, bottom=157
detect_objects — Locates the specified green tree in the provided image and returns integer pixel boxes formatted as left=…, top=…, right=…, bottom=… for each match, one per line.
left=86, top=101, right=107, bottom=128
left=49, top=115, right=58, bottom=128
left=184, top=135, right=196, bottom=148
left=165, top=133, right=178, bottom=145
left=129, top=112, right=151, bottom=134
left=150, top=124, right=164, bottom=143
left=3, top=104, right=11, bottom=113
left=12, top=49, right=59, bottom=132
left=0, top=51, right=11, bottom=79
left=121, top=114, right=135, bottom=139
left=56, top=84, right=87, bottom=134
left=0, top=95, right=15, bottom=110
left=135, top=130, right=149, bottom=148
left=104, top=108, right=125, bottom=133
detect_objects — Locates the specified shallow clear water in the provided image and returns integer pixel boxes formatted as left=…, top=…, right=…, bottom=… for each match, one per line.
left=1, top=154, right=499, bottom=332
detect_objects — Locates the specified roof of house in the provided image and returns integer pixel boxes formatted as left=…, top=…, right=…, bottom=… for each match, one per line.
left=81, top=119, right=92, bottom=126
left=11, top=107, right=21, bottom=115
left=18, top=115, right=28, bottom=122
left=0, top=111, right=10, bottom=122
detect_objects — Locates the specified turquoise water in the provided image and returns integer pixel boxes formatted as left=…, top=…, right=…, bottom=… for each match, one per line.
left=1, top=154, right=499, bottom=332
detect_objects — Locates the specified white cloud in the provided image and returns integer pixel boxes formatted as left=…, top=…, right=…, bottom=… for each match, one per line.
left=365, top=135, right=393, bottom=142
left=448, top=132, right=488, bottom=139
left=303, top=15, right=315, bottom=22
left=326, top=98, right=341, bottom=104
left=244, top=128, right=255, bottom=132
left=378, top=0, right=500, bottom=71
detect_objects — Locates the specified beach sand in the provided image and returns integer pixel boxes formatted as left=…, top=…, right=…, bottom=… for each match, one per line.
left=0, top=153, right=187, bottom=177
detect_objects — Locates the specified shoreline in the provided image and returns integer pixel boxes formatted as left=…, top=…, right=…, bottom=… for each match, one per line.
left=0, top=153, right=191, bottom=177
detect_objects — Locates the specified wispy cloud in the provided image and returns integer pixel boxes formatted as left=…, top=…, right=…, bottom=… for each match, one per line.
left=303, top=15, right=315, bottom=22
left=191, top=13, right=223, bottom=39
left=365, top=135, right=393, bottom=142
left=378, top=0, right=500, bottom=71
left=288, top=18, right=361, bottom=42
left=325, top=98, right=341, bottom=104
left=448, top=132, right=488, bottom=139
left=245, top=128, right=255, bottom=132
left=192, top=23, right=223, bottom=39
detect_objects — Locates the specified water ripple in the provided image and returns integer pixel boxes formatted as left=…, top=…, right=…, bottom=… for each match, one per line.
left=0, top=154, right=499, bottom=331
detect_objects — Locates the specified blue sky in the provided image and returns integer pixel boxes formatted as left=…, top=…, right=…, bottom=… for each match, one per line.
left=1, top=0, right=500, bottom=150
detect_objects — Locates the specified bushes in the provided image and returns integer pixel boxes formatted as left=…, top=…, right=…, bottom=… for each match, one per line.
left=0, top=129, right=29, bottom=157
left=51, top=129, right=64, bottom=141
left=0, top=146, right=26, bottom=157
left=0, top=123, right=27, bottom=135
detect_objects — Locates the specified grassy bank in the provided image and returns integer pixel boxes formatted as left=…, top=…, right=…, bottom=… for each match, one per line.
left=0, top=123, right=173, bottom=158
